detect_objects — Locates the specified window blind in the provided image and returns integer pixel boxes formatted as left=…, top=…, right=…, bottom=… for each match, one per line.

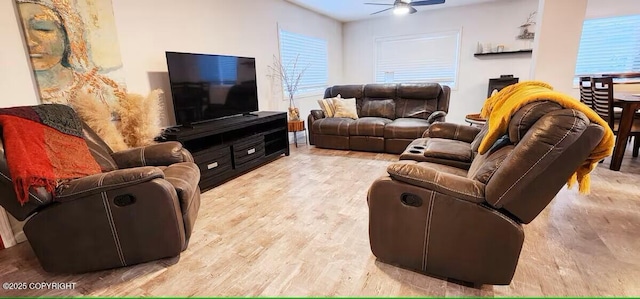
left=575, top=14, right=640, bottom=78
left=375, top=30, right=460, bottom=87
left=278, top=29, right=328, bottom=95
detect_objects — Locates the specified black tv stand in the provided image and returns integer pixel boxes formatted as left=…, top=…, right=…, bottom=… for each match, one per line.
left=162, top=111, right=289, bottom=191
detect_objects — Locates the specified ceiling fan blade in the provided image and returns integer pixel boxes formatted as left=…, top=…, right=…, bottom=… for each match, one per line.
left=410, top=0, right=446, bottom=6
left=409, top=6, right=418, bottom=13
left=370, top=7, right=394, bottom=15
left=364, top=2, right=394, bottom=5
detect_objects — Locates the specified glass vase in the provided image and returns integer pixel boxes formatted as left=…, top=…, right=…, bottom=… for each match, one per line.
left=288, top=106, right=300, bottom=121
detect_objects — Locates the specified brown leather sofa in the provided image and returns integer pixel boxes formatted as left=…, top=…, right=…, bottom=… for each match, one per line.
left=308, top=83, right=450, bottom=154
left=368, top=101, right=606, bottom=285
left=0, top=122, right=200, bottom=273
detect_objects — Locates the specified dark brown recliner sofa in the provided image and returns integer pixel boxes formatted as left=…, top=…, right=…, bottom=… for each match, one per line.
left=368, top=101, right=606, bottom=285
left=308, top=83, right=450, bottom=154
left=0, top=122, right=201, bottom=273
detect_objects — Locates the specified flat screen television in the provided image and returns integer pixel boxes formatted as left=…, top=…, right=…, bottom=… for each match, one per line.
left=165, top=51, right=259, bottom=126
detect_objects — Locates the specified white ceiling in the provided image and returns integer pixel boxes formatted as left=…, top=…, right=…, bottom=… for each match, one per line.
left=286, top=0, right=504, bottom=22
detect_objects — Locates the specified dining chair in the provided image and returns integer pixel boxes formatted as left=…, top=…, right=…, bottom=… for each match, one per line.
left=591, top=76, right=640, bottom=157
left=579, top=76, right=593, bottom=108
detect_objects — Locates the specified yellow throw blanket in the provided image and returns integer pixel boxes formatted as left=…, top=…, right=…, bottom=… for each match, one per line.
left=479, top=81, right=614, bottom=194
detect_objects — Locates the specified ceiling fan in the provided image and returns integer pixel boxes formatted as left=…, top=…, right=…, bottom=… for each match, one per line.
left=365, top=0, right=446, bottom=15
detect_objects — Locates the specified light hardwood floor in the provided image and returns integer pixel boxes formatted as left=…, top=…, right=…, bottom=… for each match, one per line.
left=0, top=144, right=639, bottom=296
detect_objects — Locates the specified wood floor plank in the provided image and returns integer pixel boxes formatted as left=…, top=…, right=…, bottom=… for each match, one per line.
left=0, top=145, right=638, bottom=296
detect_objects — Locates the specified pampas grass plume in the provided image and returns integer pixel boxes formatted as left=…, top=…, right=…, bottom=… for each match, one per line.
left=68, top=91, right=129, bottom=151
left=117, top=89, right=164, bottom=148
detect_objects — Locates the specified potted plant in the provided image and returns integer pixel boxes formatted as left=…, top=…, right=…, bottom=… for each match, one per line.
left=268, top=54, right=308, bottom=121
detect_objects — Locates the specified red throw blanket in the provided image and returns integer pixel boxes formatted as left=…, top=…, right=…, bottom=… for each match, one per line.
left=0, top=104, right=101, bottom=205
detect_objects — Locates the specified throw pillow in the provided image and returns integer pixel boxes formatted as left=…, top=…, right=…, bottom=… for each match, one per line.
left=317, top=98, right=336, bottom=118
left=361, top=99, right=396, bottom=119
left=332, top=97, right=359, bottom=119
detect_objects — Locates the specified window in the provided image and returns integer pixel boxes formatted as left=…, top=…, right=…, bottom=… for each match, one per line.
left=575, top=15, right=640, bottom=81
left=375, top=30, right=461, bottom=87
left=278, top=29, right=328, bottom=96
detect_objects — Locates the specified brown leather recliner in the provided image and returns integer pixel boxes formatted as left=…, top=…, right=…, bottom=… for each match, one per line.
left=0, top=122, right=201, bottom=273
left=367, top=101, right=606, bottom=285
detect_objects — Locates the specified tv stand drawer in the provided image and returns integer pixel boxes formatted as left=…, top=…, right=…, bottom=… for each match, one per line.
left=233, top=135, right=265, bottom=166
left=193, top=145, right=229, bottom=163
left=193, top=146, right=232, bottom=178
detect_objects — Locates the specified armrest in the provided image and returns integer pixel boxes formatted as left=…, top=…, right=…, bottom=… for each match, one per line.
left=424, top=122, right=481, bottom=143
left=55, top=167, right=164, bottom=202
left=310, top=109, right=326, bottom=120
left=308, top=110, right=326, bottom=145
left=387, top=161, right=485, bottom=203
left=0, top=148, right=53, bottom=220
left=426, top=110, right=447, bottom=124
left=111, top=141, right=189, bottom=168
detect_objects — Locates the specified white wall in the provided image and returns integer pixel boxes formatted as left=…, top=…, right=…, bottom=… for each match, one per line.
left=530, top=0, right=587, bottom=95
left=342, top=0, right=539, bottom=124
left=0, top=0, right=39, bottom=108
left=586, top=0, right=640, bottom=18
left=111, top=0, right=343, bottom=126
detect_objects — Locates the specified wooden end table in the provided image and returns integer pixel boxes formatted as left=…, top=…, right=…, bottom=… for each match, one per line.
left=287, top=120, right=307, bottom=147
left=464, top=113, right=486, bottom=127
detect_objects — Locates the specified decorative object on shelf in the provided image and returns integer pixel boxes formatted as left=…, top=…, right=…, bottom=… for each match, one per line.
left=476, top=42, right=508, bottom=54
left=268, top=55, right=309, bottom=121
left=517, top=11, right=537, bottom=49
left=483, top=43, right=493, bottom=53
left=476, top=42, right=484, bottom=54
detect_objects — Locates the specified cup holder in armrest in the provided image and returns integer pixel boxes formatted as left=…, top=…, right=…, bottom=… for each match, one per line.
left=409, top=150, right=422, bottom=154
left=412, top=146, right=426, bottom=150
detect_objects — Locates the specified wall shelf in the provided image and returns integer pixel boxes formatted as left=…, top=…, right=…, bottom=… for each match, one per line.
left=474, top=49, right=533, bottom=57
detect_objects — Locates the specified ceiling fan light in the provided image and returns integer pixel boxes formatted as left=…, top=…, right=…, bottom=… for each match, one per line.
left=393, top=6, right=410, bottom=15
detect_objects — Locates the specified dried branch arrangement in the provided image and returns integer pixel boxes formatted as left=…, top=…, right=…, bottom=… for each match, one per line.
left=267, top=54, right=309, bottom=108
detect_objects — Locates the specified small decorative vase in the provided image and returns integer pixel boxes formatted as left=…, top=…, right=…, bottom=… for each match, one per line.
left=288, top=106, right=300, bottom=121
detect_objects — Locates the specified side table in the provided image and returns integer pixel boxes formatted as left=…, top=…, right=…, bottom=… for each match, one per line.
left=464, top=113, right=487, bottom=127
left=287, top=120, right=307, bottom=147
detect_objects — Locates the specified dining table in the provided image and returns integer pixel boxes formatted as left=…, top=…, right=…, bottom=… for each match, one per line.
left=610, top=92, right=640, bottom=171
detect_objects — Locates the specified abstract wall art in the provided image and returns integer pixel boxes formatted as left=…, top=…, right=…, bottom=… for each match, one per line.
left=16, top=0, right=126, bottom=106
